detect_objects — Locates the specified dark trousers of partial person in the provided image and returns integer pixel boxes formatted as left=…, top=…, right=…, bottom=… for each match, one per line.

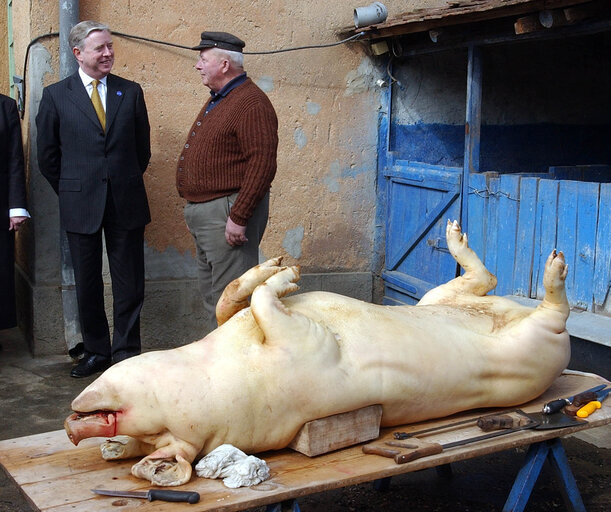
left=66, top=184, right=145, bottom=362
left=0, top=227, right=17, bottom=330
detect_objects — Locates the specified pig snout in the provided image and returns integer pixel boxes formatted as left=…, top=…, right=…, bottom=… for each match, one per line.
left=64, top=411, right=117, bottom=445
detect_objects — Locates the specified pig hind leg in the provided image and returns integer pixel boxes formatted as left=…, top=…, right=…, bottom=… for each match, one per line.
left=419, top=220, right=497, bottom=304
left=529, top=249, right=570, bottom=323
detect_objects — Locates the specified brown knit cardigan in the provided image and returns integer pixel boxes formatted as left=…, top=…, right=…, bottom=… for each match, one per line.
left=176, top=78, right=278, bottom=226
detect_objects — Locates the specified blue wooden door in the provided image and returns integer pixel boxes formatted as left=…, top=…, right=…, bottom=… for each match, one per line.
left=382, top=162, right=462, bottom=305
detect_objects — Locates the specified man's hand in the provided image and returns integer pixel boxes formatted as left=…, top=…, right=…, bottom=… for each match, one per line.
left=9, top=216, right=28, bottom=232
left=225, top=217, right=248, bottom=246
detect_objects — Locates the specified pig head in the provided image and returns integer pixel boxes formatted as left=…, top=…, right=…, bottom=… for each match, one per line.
left=65, top=220, right=570, bottom=486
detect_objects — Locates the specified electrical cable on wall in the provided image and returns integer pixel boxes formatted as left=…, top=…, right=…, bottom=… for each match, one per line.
left=17, top=30, right=367, bottom=118
left=17, top=32, right=59, bottom=118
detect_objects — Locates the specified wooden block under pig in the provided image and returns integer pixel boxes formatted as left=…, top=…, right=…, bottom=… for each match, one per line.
left=288, top=405, right=383, bottom=457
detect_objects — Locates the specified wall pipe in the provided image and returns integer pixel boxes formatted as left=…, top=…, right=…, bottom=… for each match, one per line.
left=59, top=0, right=83, bottom=357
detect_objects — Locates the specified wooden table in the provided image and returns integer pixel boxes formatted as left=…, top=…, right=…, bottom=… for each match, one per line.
left=1, top=371, right=609, bottom=512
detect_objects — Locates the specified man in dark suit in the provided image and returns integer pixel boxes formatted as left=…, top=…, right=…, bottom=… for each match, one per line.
left=1, top=94, right=29, bottom=334
left=37, top=20, right=151, bottom=377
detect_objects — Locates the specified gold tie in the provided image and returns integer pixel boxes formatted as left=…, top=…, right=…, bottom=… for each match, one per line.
left=90, top=79, right=106, bottom=131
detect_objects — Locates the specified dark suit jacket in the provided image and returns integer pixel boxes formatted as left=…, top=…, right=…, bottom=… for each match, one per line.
left=1, top=93, right=27, bottom=329
left=36, top=72, right=151, bottom=234
left=0, top=94, right=27, bottom=230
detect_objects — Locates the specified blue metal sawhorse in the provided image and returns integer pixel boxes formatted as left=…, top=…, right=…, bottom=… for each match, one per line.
left=266, top=438, right=585, bottom=512
left=503, top=438, right=586, bottom=512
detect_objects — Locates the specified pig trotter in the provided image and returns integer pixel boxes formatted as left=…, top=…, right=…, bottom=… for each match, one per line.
left=132, top=454, right=193, bottom=487
left=101, top=435, right=152, bottom=460
left=542, top=250, right=568, bottom=307
left=445, top=219, right=497, bottom=296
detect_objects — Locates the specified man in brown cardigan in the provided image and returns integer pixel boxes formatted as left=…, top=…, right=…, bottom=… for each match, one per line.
left=176, top=31, right=278, bottom=334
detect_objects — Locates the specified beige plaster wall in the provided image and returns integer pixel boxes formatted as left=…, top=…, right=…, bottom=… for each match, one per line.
left=1, top=4, right=7, bottom=94
left=80, top=0, right=387, bottom=273
left=17, top=1, right=436, bottom=274
left=11, top=1, right=440, bottom=351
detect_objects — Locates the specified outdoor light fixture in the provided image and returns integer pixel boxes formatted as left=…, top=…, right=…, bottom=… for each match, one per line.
left=354, top=2, right=388, bottom=28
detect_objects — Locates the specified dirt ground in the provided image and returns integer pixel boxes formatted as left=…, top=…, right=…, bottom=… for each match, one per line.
left=1, top=327, right=609, bottom=511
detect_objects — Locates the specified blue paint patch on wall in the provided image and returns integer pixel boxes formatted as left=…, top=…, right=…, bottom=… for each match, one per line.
left=321, top=161, right=375, bottom=194
left=391, top=123, right=611, bottom=173
left=294, top=127, right=307, bottom=149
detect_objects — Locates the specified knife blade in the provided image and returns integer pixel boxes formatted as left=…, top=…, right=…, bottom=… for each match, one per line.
left=92, top=488, right=200, bottom=503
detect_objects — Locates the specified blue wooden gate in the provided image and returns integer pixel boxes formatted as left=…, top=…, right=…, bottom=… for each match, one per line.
left=382, top=168, right=611, bottom=314
left=382, top=162, right=461, bottom=305
left=467, top=173, right=611, bottom=312
left=378, top=45, right=610, bottom=315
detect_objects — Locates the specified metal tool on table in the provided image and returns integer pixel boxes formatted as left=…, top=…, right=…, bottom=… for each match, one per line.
left=542, top=384, right=608, bottom=414
left=92, top=488, right=200, bottom=503
left=363, top=410, right=538, bottom=464
left=526, top=411, right=586, bottom=429
left=393, top=409, right=536, bottom=440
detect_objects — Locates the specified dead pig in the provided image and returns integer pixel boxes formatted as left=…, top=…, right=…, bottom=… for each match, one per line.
left=65, top=220, right=570, bottom=486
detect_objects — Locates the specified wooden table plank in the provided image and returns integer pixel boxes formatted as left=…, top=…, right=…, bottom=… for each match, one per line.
left=1, top=371, right=609, bottom=512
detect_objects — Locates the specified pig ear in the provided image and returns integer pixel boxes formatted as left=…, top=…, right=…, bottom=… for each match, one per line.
left=132, top=454, right=192, bottom=486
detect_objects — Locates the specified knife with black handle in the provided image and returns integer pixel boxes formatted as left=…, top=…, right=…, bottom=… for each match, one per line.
left=92, top=488, right=200, bottom=503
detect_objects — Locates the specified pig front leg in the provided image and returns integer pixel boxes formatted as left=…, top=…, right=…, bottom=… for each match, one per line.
left=419, top=220, right=497, bottom=305
left=100, top=435, right=153, bottom=460
left=251, top=266, right=341, bottom=363
left=132, top=454, right=193, bottom=487
left=216, top=257, right=285, bottom=325
left=130, top=433, right=201, bottom=486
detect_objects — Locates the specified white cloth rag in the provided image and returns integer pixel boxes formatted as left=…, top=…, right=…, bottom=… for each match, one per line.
left=195, top=444, right=270, bottom=488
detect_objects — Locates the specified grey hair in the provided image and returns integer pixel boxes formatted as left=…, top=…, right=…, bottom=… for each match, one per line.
left=210, top=48, right=244, bottom=70
left=69, top=21, right=111, bottom=50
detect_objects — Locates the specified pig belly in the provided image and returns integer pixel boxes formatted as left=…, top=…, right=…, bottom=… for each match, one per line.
left=276, top=292, right=569, bottom=426
left=177, top=295, right=564, bottom=451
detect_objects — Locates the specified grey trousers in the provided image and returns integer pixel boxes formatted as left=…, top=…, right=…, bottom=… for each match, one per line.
left=184, top=192, right=269, bottom=335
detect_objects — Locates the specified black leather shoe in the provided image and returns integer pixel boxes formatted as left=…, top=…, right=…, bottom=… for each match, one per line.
left=70, top=354, right=111, bottom=378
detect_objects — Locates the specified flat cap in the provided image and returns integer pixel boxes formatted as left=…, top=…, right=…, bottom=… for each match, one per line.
left=192, top=31, right=245, bottom=52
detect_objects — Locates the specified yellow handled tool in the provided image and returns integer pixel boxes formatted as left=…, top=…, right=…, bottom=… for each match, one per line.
left=576, top=400, right=601, bottom=418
